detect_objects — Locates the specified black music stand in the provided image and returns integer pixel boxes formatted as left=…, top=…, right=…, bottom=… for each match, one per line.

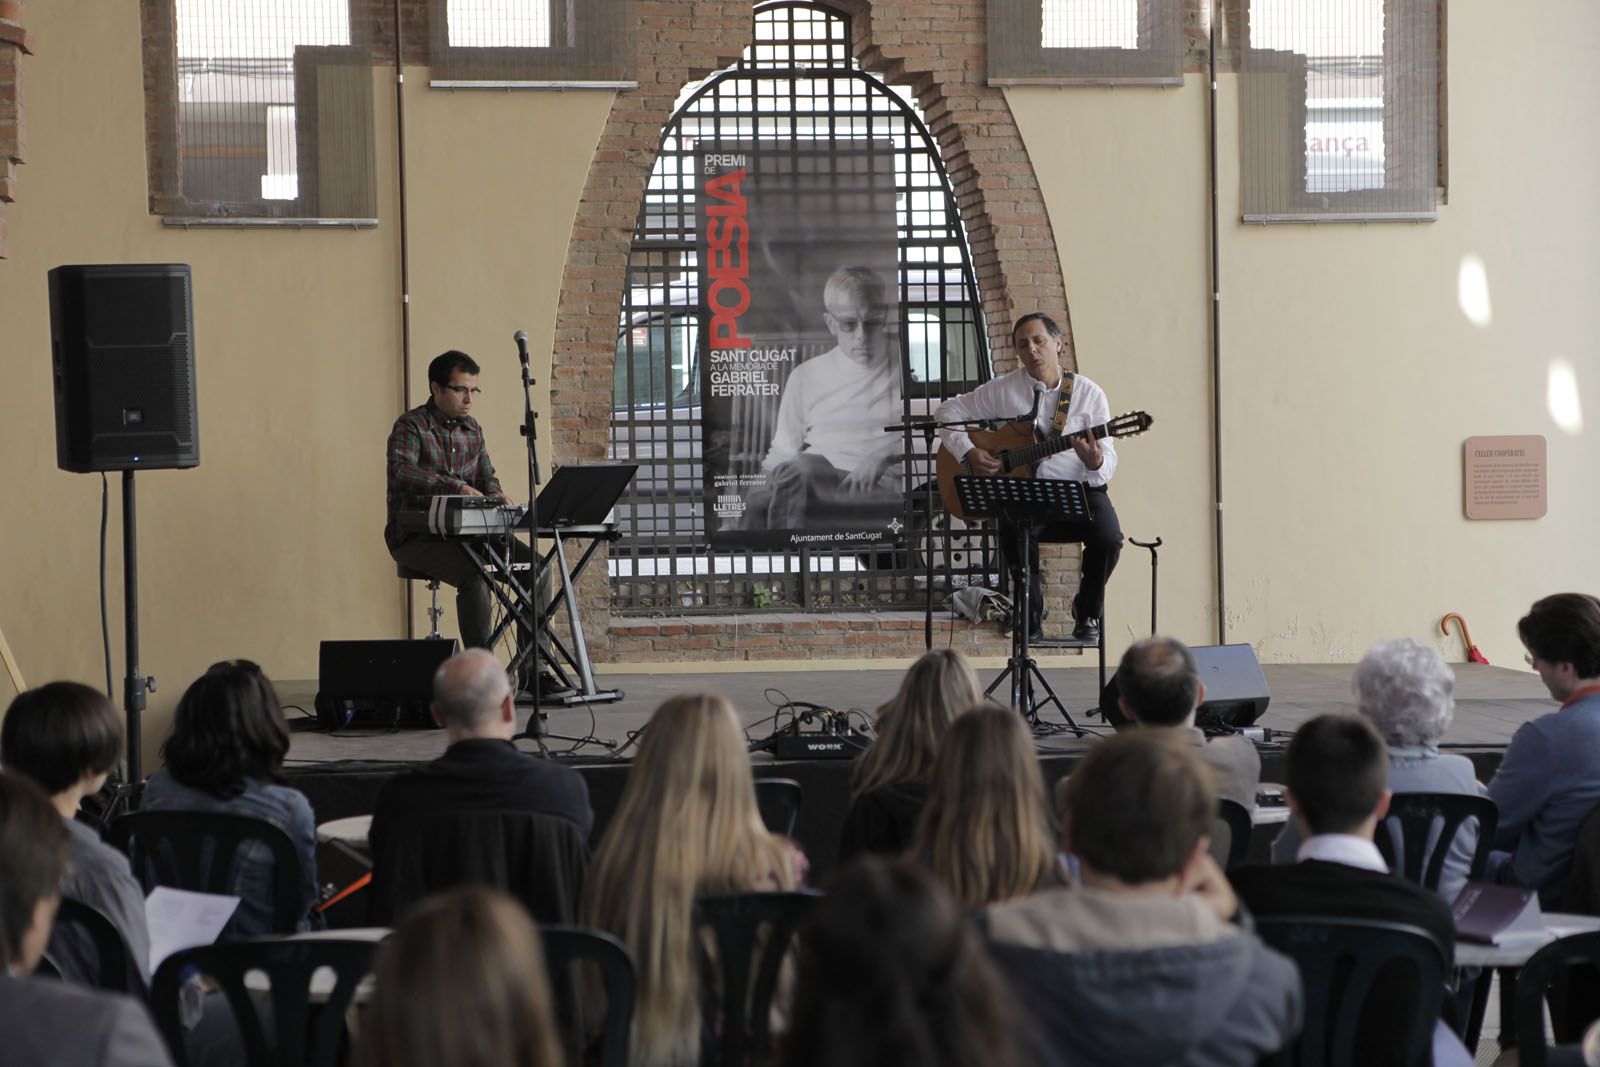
left=954, top=475, right=1091, bottom=734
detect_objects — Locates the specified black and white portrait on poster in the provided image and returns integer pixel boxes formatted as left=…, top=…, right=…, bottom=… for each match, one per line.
left=697, top=140, right=906, bottom=550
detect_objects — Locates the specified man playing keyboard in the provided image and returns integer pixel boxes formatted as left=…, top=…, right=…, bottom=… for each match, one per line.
left=385, top=350, right=562, bottom=697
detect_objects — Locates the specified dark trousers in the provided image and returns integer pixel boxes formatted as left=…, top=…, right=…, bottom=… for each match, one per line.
left=387, top=535, right=552, bottom=660
left=999, top=484, right=1122, bottom=629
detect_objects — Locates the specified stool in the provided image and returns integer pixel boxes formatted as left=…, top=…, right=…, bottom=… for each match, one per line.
left=397, top=565, right=445, bottom=639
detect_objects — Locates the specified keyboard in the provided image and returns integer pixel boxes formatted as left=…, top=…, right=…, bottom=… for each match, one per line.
left=397, top=496, right=527, bottom=539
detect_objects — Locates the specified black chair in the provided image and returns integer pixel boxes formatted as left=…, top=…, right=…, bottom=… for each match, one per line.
left=1516, top=931, right=1600, bottom=1067
left=150, top=937, right=381, bottom=1067
left=39, top=896, right=147, bottom=996
left=368, top=810, right=589, bottom=926
left=1255, top=916, right=1448, bottom=1067
left=1214, top=798, right=1253, bottom=869
left=542, top=925, right=635, bottom=1067
left=753, top=778, right=803, bottom=837
left=1375, top=792, right=1498, bottom=892
left=110, top=810, right=305, bottom=937
left=693, top=890, right=821, bottom=1067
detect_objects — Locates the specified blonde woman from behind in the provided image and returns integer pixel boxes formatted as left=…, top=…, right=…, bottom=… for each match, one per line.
left=582, top=693, right=804, bottom=1067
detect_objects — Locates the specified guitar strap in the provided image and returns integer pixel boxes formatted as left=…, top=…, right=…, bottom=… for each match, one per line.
left=1048, top=372, right=1076, bottom=437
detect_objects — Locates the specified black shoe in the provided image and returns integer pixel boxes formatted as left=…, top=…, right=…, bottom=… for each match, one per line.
left=1072, top=616, right=1100, bottom=641
left=518, top=673, right=574, bottom=702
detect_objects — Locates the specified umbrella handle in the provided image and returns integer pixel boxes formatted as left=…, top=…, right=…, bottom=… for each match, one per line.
left=1441, top=612, right=1475, bottom=650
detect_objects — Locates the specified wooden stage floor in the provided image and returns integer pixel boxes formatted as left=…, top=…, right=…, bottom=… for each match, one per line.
left=281, top=660, right=1551, bottom=769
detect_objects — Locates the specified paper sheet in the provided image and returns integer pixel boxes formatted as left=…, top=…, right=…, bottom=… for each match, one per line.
left=145, top=886, right=240, bottom=972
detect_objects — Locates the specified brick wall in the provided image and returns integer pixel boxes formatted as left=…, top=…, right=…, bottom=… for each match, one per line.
left=0, top=0, right=28, bottom=258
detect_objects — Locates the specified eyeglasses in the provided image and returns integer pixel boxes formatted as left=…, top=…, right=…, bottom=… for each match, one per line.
left=443, top=384, right=482, bottom=398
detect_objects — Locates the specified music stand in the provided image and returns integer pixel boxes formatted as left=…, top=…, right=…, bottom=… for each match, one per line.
left=527, top=463, right=638, bottom=529
left=954, top=475, right=1091, bottom=734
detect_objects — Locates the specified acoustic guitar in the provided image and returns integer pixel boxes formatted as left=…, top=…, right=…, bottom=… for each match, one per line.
left=934, top=411, right=1154, bottom=520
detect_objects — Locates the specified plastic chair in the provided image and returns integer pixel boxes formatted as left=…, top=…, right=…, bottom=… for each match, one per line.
left=149, top=937, right=380, bottom=1067
left=753, top=778, right=803, bottom=837
left=1375, top=792, right=1498, bottom=892
left=40, top=895, right=147, bottom=996
left=1215, top=797, right=1253, bottom=869
left=693, top=890, right=821, bottom=1067
left=1516, top=931, right=1600, bottom=1067
left=110, top=810, right=305, bottom=936
left=541, top=925, right=635, bottom=1067
left=1255, top=915, right=1447, bottom=1067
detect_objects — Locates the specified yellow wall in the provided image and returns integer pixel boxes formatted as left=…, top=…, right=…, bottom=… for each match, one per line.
left=0, top=1, right=610, bottom=767
left=2, top=1, right=1597, bottom=769
left=1010, top=0, right=1600, bottom=667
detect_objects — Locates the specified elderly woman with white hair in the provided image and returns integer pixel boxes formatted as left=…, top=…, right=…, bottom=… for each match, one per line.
left=1272, top=637, right=1488, bottom=902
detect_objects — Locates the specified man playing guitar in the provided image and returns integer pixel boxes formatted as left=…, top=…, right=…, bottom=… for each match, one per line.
left=934, top=313, right=1122, bottom=641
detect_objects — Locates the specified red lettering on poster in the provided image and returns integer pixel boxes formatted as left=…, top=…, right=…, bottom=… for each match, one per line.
left=704, top=168, right=751, bottom=350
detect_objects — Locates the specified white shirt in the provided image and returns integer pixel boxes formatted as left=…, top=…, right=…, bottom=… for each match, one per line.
left=1296, top=833, right=1389, bottom=873
left=934, top=366, right=1117, bottom=486
left=762, top=347, right=902, bottom=475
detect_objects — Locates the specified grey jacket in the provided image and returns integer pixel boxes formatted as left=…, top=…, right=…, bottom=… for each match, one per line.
left=0, top=973, right=172, bottom=1066
left=984, top=887, right=1302, bottom=1067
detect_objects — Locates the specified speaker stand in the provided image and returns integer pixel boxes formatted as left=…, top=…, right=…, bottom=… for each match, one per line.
left=108, top=472, right=155, bottom=819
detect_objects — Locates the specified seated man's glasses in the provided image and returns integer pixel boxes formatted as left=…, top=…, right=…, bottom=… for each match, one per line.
left=443, top=384, right=482, bottom=397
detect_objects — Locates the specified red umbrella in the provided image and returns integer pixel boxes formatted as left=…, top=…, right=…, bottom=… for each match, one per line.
left=1441, top=613, right=1490, bottom=664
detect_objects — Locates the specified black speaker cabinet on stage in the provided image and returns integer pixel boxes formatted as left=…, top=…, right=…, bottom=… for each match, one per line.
left=1099, top=643, right=1271, bottom=734
left=315, top=639, right=459, bottom=730
left=49, top=263, right=199, bottom=473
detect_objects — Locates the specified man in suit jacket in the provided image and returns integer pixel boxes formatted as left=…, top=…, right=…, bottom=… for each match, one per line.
left=1229, top=714, right=1469, bottom=1067
left=370, top=648, right=594, bottom=841
left=0, top=770, right=173, bottom=1067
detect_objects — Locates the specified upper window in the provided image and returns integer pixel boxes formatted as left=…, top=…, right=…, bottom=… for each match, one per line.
left=428, top=0, right=635, bottom=84
left=988, top=0, right=1184, bottom=85
left=143, top=0, right=377, bottom=221
left=1240, top=0, right=1442, bottom=221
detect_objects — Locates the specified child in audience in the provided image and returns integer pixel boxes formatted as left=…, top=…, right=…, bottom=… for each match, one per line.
left=781, top=855, right=1024, bottom=1067
left=582, top=692, right=804, bottom=1067
left=140, top=660, right=319, bottom=935
left=910, top=704, right=1061, bottom=908
left=355, top=886, right=562, bottom=1067
left=840, top=649, right=983, bottom=860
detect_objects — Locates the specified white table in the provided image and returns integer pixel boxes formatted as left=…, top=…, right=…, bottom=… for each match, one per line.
left=1456, top=913, right=1600, bottom=969
left=317, top=815, right=374, bottom=846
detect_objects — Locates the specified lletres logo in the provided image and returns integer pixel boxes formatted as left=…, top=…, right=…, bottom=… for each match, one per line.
left=713, top=494, right=747, bottom=517
left=703, top=156, right=750, bottom=351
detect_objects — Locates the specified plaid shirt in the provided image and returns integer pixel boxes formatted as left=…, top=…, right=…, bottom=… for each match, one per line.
left=385, top=399, right=502, bottom=544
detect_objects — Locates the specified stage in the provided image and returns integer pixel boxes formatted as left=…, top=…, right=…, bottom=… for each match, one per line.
left=280, top=660, right=1551, bottom=878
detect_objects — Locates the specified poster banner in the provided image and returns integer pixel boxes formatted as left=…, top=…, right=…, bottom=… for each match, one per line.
left=697, top=140, right=905, bottom=550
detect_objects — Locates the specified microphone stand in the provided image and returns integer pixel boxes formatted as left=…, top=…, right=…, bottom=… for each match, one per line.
left=514, top=332, right=548, bottom=751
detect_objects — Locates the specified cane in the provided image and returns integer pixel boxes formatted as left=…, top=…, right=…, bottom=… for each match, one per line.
left=1129, top=537, right=1163, bottom=635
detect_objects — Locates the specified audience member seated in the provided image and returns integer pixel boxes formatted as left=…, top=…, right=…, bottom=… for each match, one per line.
left=1112, top=636, right=1260, bottom=810
left=1, top=681, right=151, bottom=986
left=140, top=660, right=319, bottom=935
left=839, top=649, right=982, bottom=861
left=0, top=771, right=173, bottom=1067
left=370, top=648, right=593, bottom=842
left=581, top=693, right=805, bottom=1067
left=1272, top=637, right=1487, bottom=903
left=1488, top=592, right=1600, bottom=905
left=911, top=704, right=1061, bottom=910
left=986, top=731, right=1300, bottom=1067
left=780, top=855, right=1025, bottom=1067
left=1231, top=714, right=1469, bottom=1067
left=354, top=885, right=562, bottom=1067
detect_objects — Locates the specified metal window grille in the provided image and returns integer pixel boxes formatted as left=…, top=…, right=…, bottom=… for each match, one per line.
left=608, top=1, right=996, bottom=616
left=989, top=0, right=1184, bottom=85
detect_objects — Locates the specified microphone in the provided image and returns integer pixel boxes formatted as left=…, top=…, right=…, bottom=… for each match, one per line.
left=513, top=329, right=530, bottom=366
left=1028, top=377, right=1047, bottom=421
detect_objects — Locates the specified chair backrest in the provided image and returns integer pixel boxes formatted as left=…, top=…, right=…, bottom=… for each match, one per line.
left=753, top=778, right=803, bottom=838
left=1214, top=798, right=1253, bottom=869
left=541, top=925, right=636, bottom=1067
left=1557, top=802, right=1600, bottom=915
left=1255, top=916, right=1447, bottom=1067
left=150, top=938, right=380, bottom=1067
left=368, top=810, right=589, bottom=926
left=693, top=890, right=821, bottom=1067
left=1515, top=930, right=1600, bottom=1067
left=43, top=895, right=148, bottom=997
left=1375, top=792, right=1498, bottom=892
left=110, top=810, right=304, bottom=936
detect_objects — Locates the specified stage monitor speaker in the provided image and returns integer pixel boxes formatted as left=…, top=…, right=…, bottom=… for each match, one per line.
left=315, top=639, right=459, bottom=730
left=49, top=263, right=199, bottom=473
left=1098, top=643, right=1270, bottom=734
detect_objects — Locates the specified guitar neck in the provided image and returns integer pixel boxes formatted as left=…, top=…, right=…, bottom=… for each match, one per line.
left=1001, top=423, right=1108, bottom=473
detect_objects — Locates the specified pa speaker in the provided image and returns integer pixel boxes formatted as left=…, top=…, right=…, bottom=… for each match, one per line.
left=1098, top=643, right=1271, bottom=734
left=49, top=263, right=199, bottom=472
left=315, top=639, right=459, bottom=730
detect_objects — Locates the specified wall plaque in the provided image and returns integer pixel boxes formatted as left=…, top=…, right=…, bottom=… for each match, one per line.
left=1464, top=435, right=1546, bottom=520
